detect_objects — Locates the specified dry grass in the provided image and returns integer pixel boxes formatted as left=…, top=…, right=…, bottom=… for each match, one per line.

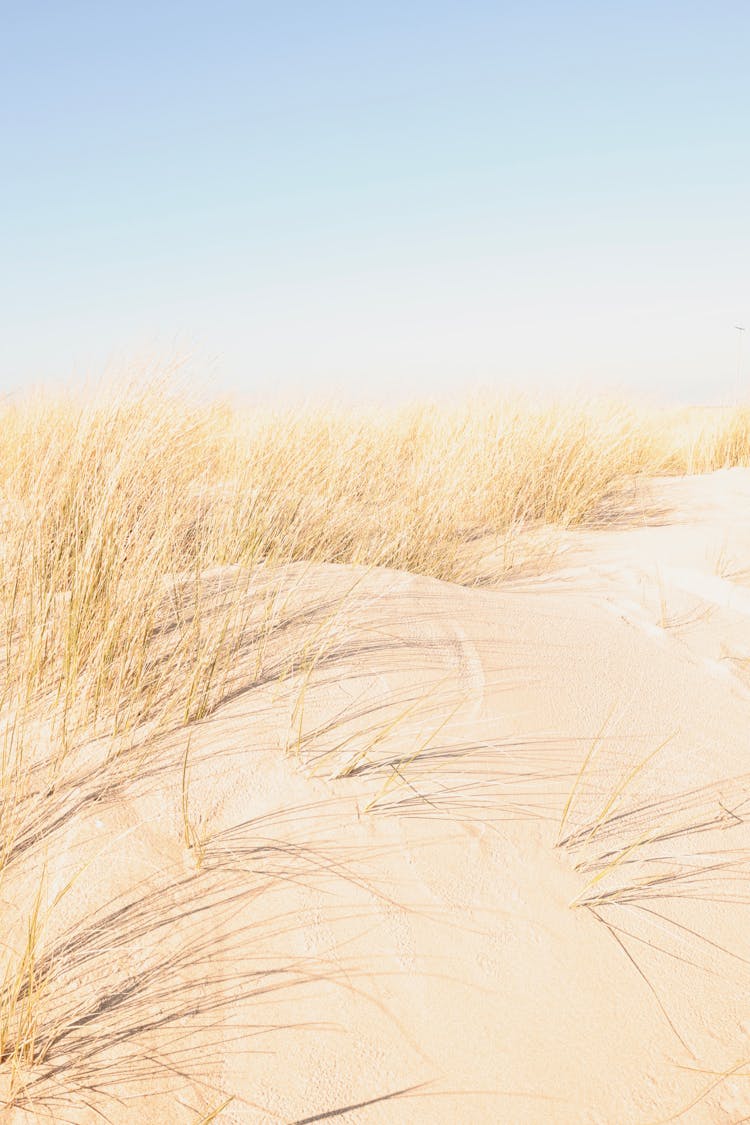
left=0, top=377, right=748, bottom=844
left=1, top=373, right=750, bottom=1111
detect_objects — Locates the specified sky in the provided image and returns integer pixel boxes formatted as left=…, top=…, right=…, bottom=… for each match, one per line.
left=1, top=1, right=749, bottom=404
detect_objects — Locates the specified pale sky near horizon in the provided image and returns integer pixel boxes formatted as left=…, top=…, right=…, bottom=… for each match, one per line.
left=2, top=2, right=749, bottom=405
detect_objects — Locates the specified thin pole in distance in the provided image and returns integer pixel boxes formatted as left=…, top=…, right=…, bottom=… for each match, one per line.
left=735, top=324, right=746, bottom=401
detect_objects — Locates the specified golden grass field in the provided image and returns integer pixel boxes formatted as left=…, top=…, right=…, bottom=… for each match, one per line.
left=2, top=377, right=750, bottom=1122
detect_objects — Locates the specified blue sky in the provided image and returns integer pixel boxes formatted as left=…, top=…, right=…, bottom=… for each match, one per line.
left=2, top=2, right=749, bottom=402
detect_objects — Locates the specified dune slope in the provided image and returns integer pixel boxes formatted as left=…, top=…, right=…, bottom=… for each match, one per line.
left=4, top=469, right=750, bottom=1123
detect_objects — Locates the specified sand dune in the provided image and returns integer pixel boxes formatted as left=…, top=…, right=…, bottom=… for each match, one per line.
left=4, top=468, right=750, bottom=1123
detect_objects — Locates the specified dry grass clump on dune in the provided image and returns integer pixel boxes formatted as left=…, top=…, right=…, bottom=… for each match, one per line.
left=1, top=377, right=749, bottom=764
left=0, top=378, right=746, bottom=815
left=660, top=403, right=750, bottom=474
left=1, top=380, right=750, bottom=731
left=0, top=376, right=749, bottom=1110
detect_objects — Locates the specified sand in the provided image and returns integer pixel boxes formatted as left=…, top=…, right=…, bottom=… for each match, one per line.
left=5, top=468, right=750, bottom=1123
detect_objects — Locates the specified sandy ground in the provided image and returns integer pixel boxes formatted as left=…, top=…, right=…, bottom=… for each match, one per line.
left=6, top=468, right=750, bottom=1124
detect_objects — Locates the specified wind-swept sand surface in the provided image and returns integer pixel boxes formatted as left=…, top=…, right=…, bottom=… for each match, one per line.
left=6, top=468, right=750, bottom=1123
